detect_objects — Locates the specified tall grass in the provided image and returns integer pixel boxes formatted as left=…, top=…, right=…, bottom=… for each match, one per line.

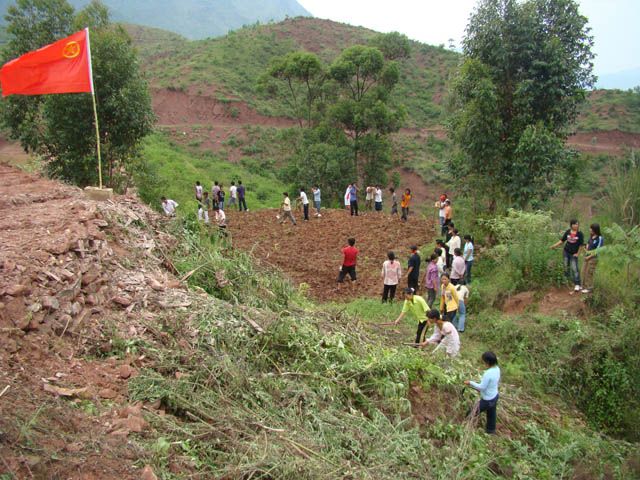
left=601, top=150, right=640, bottom=227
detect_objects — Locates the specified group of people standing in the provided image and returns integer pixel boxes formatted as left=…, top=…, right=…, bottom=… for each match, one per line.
left=343, top=184, right=413, bottom=221
left=550, top=219, right=604, bottom=294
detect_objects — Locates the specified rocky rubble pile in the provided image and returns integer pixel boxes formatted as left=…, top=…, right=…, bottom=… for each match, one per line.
left=0, top=195, right=193, bottom=355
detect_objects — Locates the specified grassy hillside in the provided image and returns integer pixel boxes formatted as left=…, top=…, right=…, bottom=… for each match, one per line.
left=577, top=88, right=640, bottom=133
left=129, top=17, right=460, bottom=128
left=138, top=133, right=288, bottom=213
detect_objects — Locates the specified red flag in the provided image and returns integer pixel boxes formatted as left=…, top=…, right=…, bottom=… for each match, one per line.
left=1, top=29, right=93, bottom=97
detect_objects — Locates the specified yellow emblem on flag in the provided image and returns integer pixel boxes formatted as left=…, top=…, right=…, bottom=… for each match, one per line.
left=62, top=41, right=80, bottom=59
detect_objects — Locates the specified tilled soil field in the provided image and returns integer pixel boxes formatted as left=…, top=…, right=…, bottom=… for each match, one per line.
left=227, top=206, right=437, bottom=302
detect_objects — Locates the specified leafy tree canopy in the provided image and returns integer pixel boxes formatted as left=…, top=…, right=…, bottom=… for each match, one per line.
left=0, top=0, right=155, bottom=191
left=446, top=0, right=595, bottom=210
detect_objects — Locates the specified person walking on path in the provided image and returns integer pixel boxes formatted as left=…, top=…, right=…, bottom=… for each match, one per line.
left=278, top=192, right=297, bottom=226
left=406, top=246, right=421, bottom=292
left=463, top=235, right=474, bottom=284
left=465, top=351, right=501, bottom=434
left=198, top=192, right=210, bottom=224
left=581, top=223, right=603, bottom=294
left=365, top=185, right=375, bottom=211
left=217, top=184, right=225, bottom=211
left=550, top=219, right=584, bottom=293
left=337, top=238, right=358, bottom=290
left=401, top=188, right=411, bottom=221
left=390, top=288, right=430, bottom=344
left=435, top=194, right=447, bottom=235
left=440, top=273, right=459, bottom=324
left=381, top=251, right=402, bottom=303
left=374, top=185, right=383, bottom=213
left=425, top=253, right=439, bottom=307
left=349, top=183, right=360, bottom=216
left=451, top=248, right=466, bottom=286
left=195, top=181, right=203, bottom=202
left=237, top=181, right=248, bottom=211
left=161, top=197, right=178, bottom=217
left=389, top=188, right=399, bottom=218
left=297, top=188, right=310, bottom=221
left=455, top=280, right=469, bottom=332
left=229, top=181, right=237, bottom=208
left=312, top=185, right=322, bottom=217
left=422, top=309, right=460, bottom=357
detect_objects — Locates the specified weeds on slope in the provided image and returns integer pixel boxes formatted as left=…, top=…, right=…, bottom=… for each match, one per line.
left=124, top=218, right=635, bottom=479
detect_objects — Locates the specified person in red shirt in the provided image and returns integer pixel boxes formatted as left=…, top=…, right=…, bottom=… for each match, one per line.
left=337, top=237, right=358, bottom=290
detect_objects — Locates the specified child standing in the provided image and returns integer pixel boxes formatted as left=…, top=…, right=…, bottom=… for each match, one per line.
left=465, top=351, right=501, bottom=434
left=389, top=188, right=399, bottom=218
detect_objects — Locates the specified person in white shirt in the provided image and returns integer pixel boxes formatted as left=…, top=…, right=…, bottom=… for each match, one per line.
left=279, top=192, right=296, bottom=226
left=422, top=309, right=460, bottom=357
left=213, top=205, right=227, bottom=237
left=365, top=185, right=375, bottom=211
left=451, top=248, right=466, bottom=286
left=455, top=280, right=469, bottom=332
left=229, top=182, right=237, bottom=207
left=198, top=192, right=210, bottom=224
left=374, top=185, right=383, bottom=213
left=446, top=227, right=461, bottom=268
left=161, top=197, right=178, bottom=217
left=344, top=184, right=351, bottom=212
left=297, top=188, right=310, bottom=221
left=195, top=181, right=203, bottom=201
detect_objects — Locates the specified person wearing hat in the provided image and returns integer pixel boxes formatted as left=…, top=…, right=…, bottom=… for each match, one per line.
left=435, top=194, right=448, bottom=235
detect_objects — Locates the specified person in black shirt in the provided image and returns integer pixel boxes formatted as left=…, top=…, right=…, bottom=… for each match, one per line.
left=551, top=219, right=585, bottom=293
left=406, top=245, right=421, bottom=291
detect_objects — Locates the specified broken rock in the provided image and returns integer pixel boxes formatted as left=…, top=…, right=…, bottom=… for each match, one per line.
left=41, top=296, right=60, bottom=311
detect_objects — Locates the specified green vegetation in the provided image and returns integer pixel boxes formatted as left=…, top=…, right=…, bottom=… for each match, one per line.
left=578, top=87, right=640, bottom=134
left=115, top=213, right=637, bottom=478
left=136, top=133, right=287, bottom=213
left=0, top=0, right=155, bottom=190
left=130, top=18, right=458, bottom=128
left=446, top=0, right=595, bottom=211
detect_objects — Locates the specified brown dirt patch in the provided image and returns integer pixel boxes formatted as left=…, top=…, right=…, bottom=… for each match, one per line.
left=0, top=164, right=197, bottom=479
left=226, top=206, right=436, bottom=302
left=567, top=129, right=640, bottom=156
left=151, top=87, right=294, bottom=128
left=501, top=287, right=587, bottom=317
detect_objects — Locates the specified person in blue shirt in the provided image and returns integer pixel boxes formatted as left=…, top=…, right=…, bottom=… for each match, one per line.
left=581, top=223, right=603, bottom=294
left=349, top=183, right=359, bottom=216
left=465, top=351, right=501, bottom=434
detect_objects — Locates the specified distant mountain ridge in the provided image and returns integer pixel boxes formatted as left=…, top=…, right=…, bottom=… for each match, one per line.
left=0, top=0, right=311, bottom=39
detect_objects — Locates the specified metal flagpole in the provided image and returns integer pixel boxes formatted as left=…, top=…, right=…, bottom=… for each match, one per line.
left=85, top=27, right=102, bottom=189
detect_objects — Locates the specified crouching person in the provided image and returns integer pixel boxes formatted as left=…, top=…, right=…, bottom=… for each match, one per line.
left=421, top=309, right=460, bottom=357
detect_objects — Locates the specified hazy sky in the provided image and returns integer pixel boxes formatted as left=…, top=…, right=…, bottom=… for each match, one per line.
left=297, top=0, right=639, bottom=77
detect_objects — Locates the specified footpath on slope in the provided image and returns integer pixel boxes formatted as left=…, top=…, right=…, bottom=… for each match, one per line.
left=0, top=164, right=213, bottom=479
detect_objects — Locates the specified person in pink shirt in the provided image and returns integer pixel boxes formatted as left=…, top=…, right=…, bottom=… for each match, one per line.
left=424, top=253, right=439, bottom=307
left=451, top=247, right=466, bottom=286
left=381, top=251, right=402, bottom=303
left=422, top=309, right=460, bottom=357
